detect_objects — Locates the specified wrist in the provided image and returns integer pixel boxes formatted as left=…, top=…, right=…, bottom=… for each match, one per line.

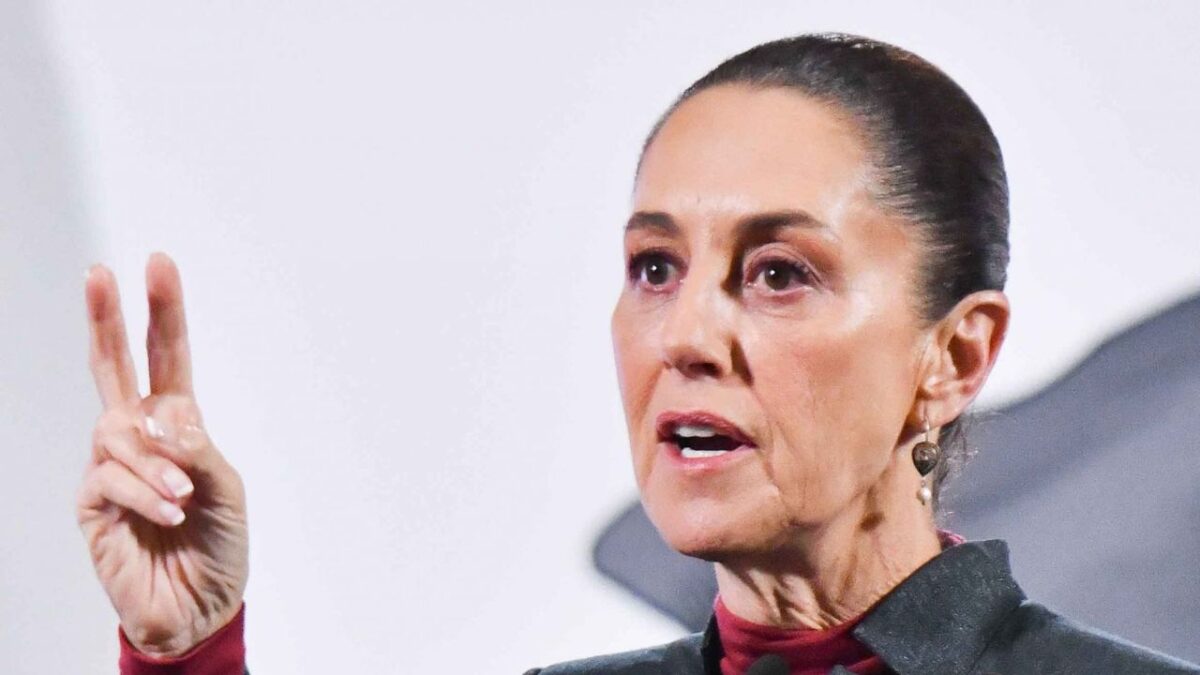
left=120, top=604, right=246, bottom=665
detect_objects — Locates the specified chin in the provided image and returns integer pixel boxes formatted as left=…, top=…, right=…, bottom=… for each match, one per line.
left=642, top=489, right=787, bottom=562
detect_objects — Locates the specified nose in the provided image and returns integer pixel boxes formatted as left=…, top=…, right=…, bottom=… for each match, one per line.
left=659, top=271, right=735, bottom=380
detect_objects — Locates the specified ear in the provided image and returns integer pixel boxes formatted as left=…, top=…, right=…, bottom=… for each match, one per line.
left=913, top=290, right=1010, bottom=430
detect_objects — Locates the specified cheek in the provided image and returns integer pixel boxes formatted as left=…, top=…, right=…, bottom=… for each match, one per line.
left=751, top=314, right=918, bottom=516
left=611, top=298, right=661, bottom=482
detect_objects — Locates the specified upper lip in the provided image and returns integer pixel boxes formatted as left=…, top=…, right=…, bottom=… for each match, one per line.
left=655, top=410, right=756, bottom=446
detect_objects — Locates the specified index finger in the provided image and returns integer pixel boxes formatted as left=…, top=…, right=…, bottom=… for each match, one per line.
left=85, top=265, right=140, bottom=408
left=145, top=252, right=194, bottom=395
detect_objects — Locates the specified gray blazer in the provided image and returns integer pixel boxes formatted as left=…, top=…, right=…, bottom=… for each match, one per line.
left=526, top=540, right=1199, bottom=674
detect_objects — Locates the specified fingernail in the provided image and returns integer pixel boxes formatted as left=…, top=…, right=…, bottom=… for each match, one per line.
left=145, top=416, right=167, bottom=440
left=159, top=501, right=186, bottom=526
left=162, top=468, right=194, bottom=499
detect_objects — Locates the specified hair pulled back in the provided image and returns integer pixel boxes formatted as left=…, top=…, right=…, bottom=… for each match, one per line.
left=641, top=33, right=1010, bottom=508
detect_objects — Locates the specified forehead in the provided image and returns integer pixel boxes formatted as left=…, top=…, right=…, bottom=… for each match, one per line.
left=634, top=85, right=873, bottom=228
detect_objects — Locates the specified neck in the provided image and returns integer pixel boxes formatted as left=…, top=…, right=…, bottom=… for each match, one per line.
left=713, top=464, right=941, bottom=630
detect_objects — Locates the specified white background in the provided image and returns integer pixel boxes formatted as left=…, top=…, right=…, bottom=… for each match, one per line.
left=2, top=2, right=1198, bottom=672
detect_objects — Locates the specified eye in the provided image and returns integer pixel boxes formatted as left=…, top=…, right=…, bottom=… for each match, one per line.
left=628, top=251, right=681, bottom=291
left=747, top=257, right=815, bottom=293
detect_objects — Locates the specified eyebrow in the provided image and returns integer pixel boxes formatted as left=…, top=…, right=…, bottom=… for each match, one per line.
left=624, top=211, right=679, bottom=235
left=624, top=209, right=831, bottom=239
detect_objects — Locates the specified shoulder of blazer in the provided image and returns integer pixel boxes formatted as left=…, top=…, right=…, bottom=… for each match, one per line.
left=524, top=632, right=706, bottom=675
left=971, top=601, right=1200, bottom=674
left=849, top=540, right=1199, bottom=674
left=852, top=540, right=1200, bottom=674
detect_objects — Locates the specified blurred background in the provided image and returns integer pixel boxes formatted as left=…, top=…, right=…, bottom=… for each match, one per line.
left=1, top=1, right=1197, bottom=672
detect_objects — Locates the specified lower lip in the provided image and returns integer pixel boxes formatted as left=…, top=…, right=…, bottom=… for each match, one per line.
left=660, top=441, right=755, bottom=472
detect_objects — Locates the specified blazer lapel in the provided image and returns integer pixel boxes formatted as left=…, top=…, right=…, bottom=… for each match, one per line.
left=852, top=540, right=1026, bottom=675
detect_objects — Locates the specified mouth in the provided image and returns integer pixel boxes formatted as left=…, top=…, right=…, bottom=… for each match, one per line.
left=655, top=410, right=756, bottom=459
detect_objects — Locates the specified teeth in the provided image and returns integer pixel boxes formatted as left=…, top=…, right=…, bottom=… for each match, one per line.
left=675, top=424, right=717, bottom=438
left=681, top=448, right=729, bottom=459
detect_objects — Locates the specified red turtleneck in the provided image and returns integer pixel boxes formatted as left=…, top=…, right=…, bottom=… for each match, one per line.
left=714, top=596, right=890, bottom=675
left=118, top=604, right=245, bottom=675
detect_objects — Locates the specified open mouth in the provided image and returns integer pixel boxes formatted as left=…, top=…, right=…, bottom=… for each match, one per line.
left=656, top=412, right=755, bottom=459
left=671, top=424, right=744, bottom=458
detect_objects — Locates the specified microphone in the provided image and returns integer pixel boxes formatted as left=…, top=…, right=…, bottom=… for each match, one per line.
left=745, top=653, right=789, bottom=675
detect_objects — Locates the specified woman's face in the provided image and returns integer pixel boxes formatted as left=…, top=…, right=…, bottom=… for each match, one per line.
left=612, top=85, right=933, bottom=561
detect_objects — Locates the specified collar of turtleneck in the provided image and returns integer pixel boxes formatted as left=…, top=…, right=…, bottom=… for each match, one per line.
left=713, top=595, right=888, bottom=675
left=711, top=531, right=966, bottom=675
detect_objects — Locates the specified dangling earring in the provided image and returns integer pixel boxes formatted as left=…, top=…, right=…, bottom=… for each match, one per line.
left=912, top=418, right=941, bottom=506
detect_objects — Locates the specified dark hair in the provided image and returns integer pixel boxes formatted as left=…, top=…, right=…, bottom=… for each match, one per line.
left=640, top=33, right=1010, bottom=509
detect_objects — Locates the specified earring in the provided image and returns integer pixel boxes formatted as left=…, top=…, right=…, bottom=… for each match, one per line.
left=912, top=418, right=941, bottom=506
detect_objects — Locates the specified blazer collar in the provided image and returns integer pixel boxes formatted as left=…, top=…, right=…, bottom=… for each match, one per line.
left=699, top=612, right=722, bottom=674
left=852, top=539, right=1025, bottom=675
left=699, top=540, right=1025, bottom=675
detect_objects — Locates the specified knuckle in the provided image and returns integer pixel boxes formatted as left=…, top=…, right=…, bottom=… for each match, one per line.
left=171, top=394, right=202, bottom=420
left=132, top=453, right=161, bottom=478
left=91, top=417, right=119, bottom=451
left=79, top=464, right=111, bottom=502
left=143, top=393, right=202, bottom=423
left=96, top=431, right=136, bottom=462
left=93, top=459, right=119, bottom=481
left=76, top=470, right=110, bottom=518
left=177, top=398, right=203, bottom=425
left=95, top=408, right=133, bottom=434
left=92, top=411, right=112, bottom=436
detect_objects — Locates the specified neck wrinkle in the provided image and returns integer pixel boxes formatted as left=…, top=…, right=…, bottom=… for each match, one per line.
left=712, top=485, right=941, bottom=630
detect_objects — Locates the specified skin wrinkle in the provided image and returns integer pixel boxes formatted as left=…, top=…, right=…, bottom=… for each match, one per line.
left=612, top=84, right=1008, bottom=631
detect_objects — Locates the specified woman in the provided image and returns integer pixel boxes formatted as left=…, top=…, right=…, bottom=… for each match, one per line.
left=79, top=34, right=1197, bottom=674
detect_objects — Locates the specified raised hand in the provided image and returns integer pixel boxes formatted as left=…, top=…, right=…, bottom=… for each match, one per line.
left=78, top=252, right=249, bottom=657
